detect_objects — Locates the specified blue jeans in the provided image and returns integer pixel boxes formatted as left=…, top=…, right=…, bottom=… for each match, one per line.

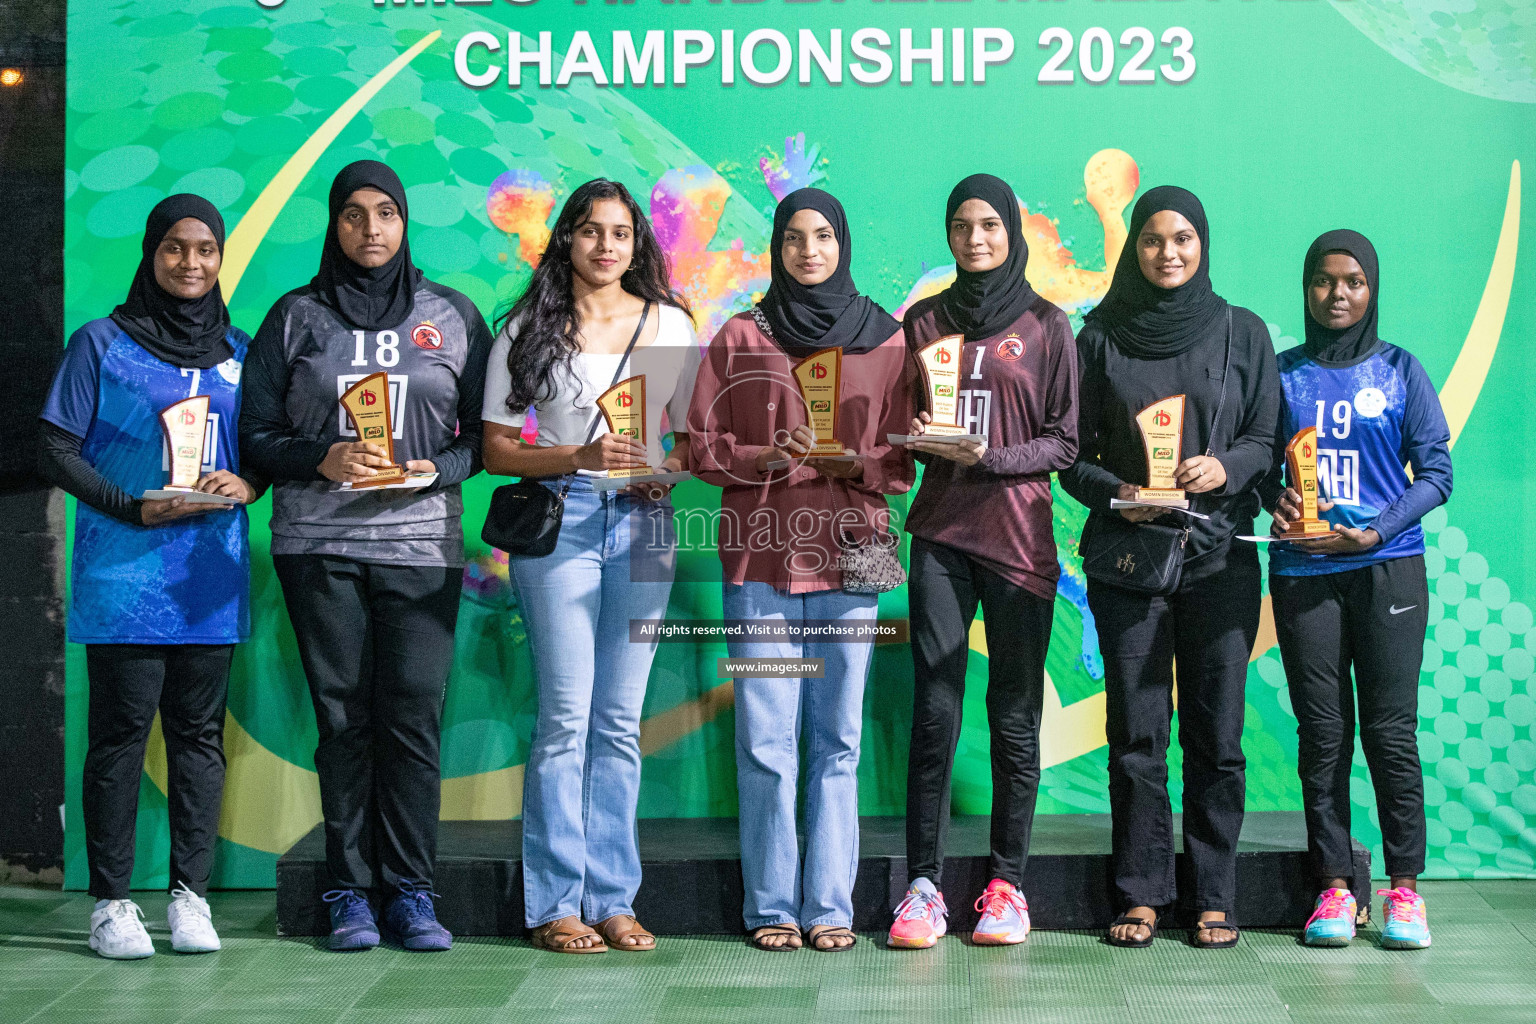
left=722, top=581, right=877, bottom=931
left=511, top=478, right=675, bottom=927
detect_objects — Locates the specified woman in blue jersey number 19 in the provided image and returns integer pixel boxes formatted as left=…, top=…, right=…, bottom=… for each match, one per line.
left=1266, top=230, right=1452, bottom=950
left=240, top=161, right=492, bottom=953
left=37, top=195, right=262, bottom=960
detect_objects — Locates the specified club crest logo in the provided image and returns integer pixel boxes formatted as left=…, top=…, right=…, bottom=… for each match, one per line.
left=412, top=322, right=444, bottom=350
left=996, top=336, right=1024, bottom=360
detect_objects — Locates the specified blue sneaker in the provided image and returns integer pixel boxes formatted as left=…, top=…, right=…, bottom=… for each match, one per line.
left=1378, top=887, right=1431, bottom=950
left=1302, top=887, right=1357, bottom=947
left=383, top=883, right=452, bottom=952
left=323, top=889, right=379, bottom=952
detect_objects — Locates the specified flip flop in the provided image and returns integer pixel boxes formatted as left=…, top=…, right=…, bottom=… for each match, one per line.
left=806, top=925, right=858, bottom=953
left=1190, top=918, right=1241, bottom=949
left=1106, top=913, right=1159, bottom=948
left=748, top=924, right=803, bottom=952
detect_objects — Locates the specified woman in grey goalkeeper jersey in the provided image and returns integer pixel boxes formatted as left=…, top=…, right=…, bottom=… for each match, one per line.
left=241, top=160, right=492, bottom=954
left=482, top=179, right=699, bottom=954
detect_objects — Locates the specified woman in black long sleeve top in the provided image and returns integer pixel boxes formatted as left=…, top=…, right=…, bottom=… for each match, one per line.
left=1060, top=186, right=1280, bottom=949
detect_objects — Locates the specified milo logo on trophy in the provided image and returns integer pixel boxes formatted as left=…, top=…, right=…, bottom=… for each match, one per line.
left=338, top=372, right=406, bottom=487
left=791, top=347, right=848, bottom=457
left=1133, top=395, right=1190, bottom=508
left=159, top=395, right=210, bottom=491
left=1282, top=425, right=1332, bottom=538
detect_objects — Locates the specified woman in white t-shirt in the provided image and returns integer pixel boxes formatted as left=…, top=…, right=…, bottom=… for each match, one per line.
left=482, top=178, right=699, bottom=954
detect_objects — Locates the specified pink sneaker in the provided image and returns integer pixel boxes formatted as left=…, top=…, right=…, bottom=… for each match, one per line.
left=888, top=877, right=948, bottom=949
left=972, top=879, right=1030, bottom=945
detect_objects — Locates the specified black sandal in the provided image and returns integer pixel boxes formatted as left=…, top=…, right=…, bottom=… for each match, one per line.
left=1190, top=918, right=1241, bottom=949
left=1106, top=913, right=1159, bottom=948
left=748, top=924, right=803, bottom=952
left=807, top=925, right=857, bottom=953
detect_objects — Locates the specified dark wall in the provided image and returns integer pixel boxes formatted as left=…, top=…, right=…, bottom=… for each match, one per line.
left=0, top=0, right=66, bottom=877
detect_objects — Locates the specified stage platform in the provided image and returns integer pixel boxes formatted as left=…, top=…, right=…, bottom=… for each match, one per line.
left=276, top=812, right=1369, bottom=937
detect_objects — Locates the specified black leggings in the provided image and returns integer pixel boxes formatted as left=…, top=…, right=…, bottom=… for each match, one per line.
left=1087, top=551, right=1261, bottom=915
left=905, top=537, right=1054, bottom=888
left=274, top=554, right=461, bottom=893
left=1271, top=555, right=1429, bottom=880
left=84, top=643, right=232, bottom=901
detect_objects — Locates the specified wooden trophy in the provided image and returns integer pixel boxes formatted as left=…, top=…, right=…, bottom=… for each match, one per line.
left=338, top=372, right=406, bottom=487
left=1131, top=395, right=1190, bottom=509
left=1282, top=425, right=1332, bottom=538
left=791, top=347, right=850, bottom=458
left=590, top=374, right=691, bottom=492
left=887, top=334, right=984, bottom=446
left=141, top=395, right=235, bottom=503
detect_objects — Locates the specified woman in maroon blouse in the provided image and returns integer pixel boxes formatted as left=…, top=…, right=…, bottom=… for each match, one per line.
left=888, top=174, right=1080, bottom=950
left=687, top=188, right=913, bottom=952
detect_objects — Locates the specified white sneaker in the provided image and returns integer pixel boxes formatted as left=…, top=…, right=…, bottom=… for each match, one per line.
left=167, top=883, right=221, bottom=953
left=89, top=899, right=154, bottom=959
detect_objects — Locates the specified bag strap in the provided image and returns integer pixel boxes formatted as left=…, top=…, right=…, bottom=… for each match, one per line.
left=1204, top=308, right=1234, bottom=459
left=558, top=301, right=651, bottom=498
left=1181, top=307, right=1234, bottom=530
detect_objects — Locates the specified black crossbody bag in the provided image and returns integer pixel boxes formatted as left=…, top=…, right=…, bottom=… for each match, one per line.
left=480, top=303, right=650, bottom=557
left=1079, top=309, right=1233, bottom=596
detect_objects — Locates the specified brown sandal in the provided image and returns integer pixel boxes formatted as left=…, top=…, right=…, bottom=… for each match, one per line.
left=748, top=924, right=803, bottom=952
left=530, top=916, right=607, bottom=954
left=593, top=914, right=656, bottom=951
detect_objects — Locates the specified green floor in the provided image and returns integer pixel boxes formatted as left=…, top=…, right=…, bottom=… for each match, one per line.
left=2, top=881, right=1535, bottom=1024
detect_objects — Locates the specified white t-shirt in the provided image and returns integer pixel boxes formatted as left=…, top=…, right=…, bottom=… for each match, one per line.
left=482, top=302, right=702, bottom=472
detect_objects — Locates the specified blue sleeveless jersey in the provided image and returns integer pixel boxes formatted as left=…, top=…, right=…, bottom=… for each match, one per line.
left=1270, top=343, right=1452, bottom=577
left=42, top=318, right=252, bottom=644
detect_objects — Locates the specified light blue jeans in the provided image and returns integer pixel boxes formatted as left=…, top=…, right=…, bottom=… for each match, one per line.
left=511, top=478, right=675, bottom=928
left=722, top=581, right=877, bottom=931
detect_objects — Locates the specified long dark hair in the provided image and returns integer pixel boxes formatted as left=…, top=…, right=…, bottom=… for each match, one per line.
left=497, top=178, right=690, bottom=412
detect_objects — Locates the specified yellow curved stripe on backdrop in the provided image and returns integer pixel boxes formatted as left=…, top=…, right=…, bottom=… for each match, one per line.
left=1440, top=160, right=1520, bottom=450
left=145, top=711, right=321, bottom=855
left=968, top=619, right=1107, bottom=768
left=218, top=31, right=443, bottom=302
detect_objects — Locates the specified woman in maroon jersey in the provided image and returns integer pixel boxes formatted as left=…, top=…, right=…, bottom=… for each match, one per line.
left=887, top=173, right=1080, bottom=950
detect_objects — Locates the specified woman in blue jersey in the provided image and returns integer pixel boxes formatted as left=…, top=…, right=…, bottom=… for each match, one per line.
left=38, top=195, right=261, bottom=960
left=1267, top=229, right=1452, bottom=950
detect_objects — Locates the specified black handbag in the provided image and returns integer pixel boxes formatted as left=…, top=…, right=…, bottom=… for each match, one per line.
left=480, top=303, right=650, bottom=556
left=1079, top=310, right=1233, bottom=596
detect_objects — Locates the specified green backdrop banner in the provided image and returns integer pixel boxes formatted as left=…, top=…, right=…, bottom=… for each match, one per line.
left=62, top=0, right=1534, bottom=888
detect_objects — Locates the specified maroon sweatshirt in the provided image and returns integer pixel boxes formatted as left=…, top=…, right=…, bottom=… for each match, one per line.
left=902, top=295, right=1080, bottom=599
left=686, top=313, right=915, bottom=593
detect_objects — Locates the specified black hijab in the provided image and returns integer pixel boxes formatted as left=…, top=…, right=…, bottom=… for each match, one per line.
left=1302, top=229, right=1381, bottom=366
left=312, top=160, right=421, bottom=331
left=758, top=188, right=898, bottom=357
left=110, top=194, right=232, bottom=370
left=939, top=173, right=1040, bottom=341
left=1087, top=185, right=1228, bottom=359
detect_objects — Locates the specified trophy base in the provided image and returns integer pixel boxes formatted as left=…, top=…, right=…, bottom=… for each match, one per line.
left=591, top=469, right=692, bottom=492
left=1132, top=487, right=1190, bottom=509
left=805, top=441, right=851, bottom=458
left=142, top=488, right=239, bottom=505
left=343, top=466, right=409, bottom=489
left=887, top=432, right=985, bottom=446
left=1282, top=519, right=1333, bottom=539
